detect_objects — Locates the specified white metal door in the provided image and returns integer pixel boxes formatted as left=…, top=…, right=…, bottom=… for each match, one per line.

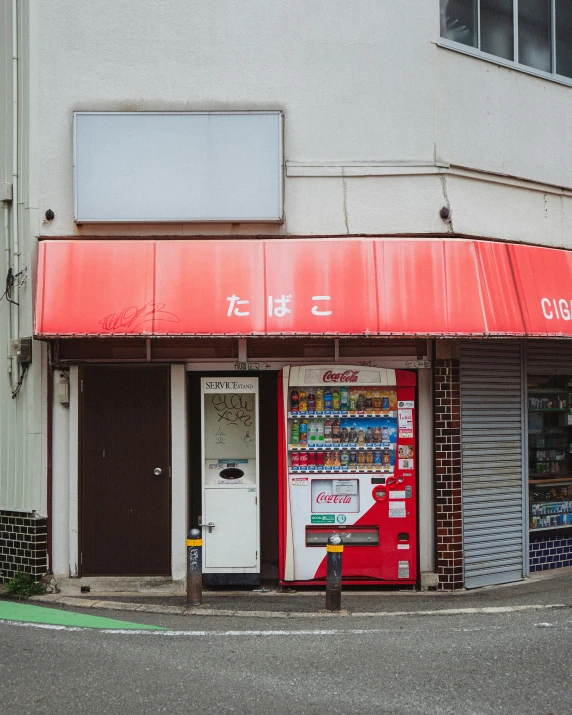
left=201, top=377, right=260, bottom=574
left=204, top=489, right=258, bottom=569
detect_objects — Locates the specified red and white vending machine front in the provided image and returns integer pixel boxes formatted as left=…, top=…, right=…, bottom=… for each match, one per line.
left=279, top=366, right=417, bottom=586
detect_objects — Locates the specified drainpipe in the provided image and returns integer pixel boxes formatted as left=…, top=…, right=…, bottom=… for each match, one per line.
left=11, top=0, right=19, bottom=381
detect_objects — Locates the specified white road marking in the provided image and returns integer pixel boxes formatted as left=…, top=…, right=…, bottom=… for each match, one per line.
left=0, top=604, right=568, bottom=638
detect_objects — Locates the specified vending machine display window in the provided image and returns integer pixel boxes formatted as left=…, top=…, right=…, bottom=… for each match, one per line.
left=528, top=375, right=572, bottom=531
left=310, top=479, right=360, bottom=513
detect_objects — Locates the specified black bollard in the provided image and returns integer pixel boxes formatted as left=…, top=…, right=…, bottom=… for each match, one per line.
left=186, top=528, right=203, bottom=606
left=325, top=533, right=343, bottom=612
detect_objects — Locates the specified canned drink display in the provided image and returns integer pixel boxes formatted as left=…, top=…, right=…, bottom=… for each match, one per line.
left=340, top=451, right=350, bottom=467
left=291, top=452, right=300, bottom=467
left=307, top=451, right=316, bottom=467
left=365, top=451, right=374, bottom=464
left=374, top=451, right=382, bottom=464
left=315, top=451, right=325, bottom=467
left=333, top=451, right=341, bottom=467
left=358, top=451, right=366, bottom=465
left=349, top=451, right=357, bottom=464
left=299, top=451, right=309, bottom=467
left=324, top=451, right=333, bottom=467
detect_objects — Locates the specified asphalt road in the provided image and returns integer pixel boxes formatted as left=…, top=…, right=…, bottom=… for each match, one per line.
left=1, top=606, right=571, bottom=715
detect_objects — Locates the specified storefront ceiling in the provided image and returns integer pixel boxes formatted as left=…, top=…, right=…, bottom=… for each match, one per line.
left=34, top=238, right=572, bottom=338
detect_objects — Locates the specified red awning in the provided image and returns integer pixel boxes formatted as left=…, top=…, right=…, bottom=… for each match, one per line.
left=34, top=238, right=572, bottom=338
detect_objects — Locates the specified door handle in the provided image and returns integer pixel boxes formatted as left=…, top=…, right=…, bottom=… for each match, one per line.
left=199, top=516, right=215, bottom=533
left=154, top=467, right=162, bottom=476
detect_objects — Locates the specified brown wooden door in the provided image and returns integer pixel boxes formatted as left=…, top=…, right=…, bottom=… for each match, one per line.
left=80, top=367, right=171, bottom=576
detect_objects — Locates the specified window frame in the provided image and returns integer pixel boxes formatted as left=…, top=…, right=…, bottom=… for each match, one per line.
left=438, top=0, right=572, bottom=88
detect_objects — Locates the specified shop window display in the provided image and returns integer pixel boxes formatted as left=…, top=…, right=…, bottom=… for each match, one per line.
left=528, top=375, right=572, bottom=531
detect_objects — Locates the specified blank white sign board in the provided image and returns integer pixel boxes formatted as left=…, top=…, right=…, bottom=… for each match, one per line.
left=73, top=112, right=283, bottom=223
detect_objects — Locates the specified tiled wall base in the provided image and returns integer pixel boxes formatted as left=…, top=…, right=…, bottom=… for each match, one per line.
left=0, top=510, right=48, bottom=583
left=530, top=530, right=572, bottom=572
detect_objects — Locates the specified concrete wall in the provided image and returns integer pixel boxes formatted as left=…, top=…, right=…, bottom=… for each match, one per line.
left=0, top=0, right=45, bottom=516
left=31, top=0, right=572, bottom=245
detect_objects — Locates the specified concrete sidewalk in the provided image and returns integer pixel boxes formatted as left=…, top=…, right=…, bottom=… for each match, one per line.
left=23, top=567, right=572, bottom=618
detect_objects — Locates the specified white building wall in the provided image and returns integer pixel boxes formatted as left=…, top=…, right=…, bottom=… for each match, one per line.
left=2, top=0, right=572, bottom=550
left=0, top=0, right=44, bottom=515
left=31, top=0, right=572, bottom=246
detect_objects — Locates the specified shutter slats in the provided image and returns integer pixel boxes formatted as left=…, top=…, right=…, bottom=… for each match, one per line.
left=461, top=341, right=524, bottom=589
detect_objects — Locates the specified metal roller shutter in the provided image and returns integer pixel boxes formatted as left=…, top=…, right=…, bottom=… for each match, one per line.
left=461, top=341, right=524, bottom=588
left=527, top=341, right=572, bottom=374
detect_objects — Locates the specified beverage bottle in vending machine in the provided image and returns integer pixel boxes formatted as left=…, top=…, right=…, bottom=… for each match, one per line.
left=307, top=390, right=316, bottom=413
left=349, top=389, right=358, bottom=411
left=324, top=388, right=333, bottom=410
left=333, top=451, right=341, bottom=467
left=299, top=419, right=308, bottom=447
left=341, top=451, right=350, bottom=468
left=373, top=389, right=382, bottom=410
left=299, top=390, right=308, bottom=412
left=315, top=419, right=325, bottom=445
left=324, top=419, right=333, bottom=443
left=382, top=426, right=390, bottom=442
left=358, top=428, right=365, bottom=445
left=316, top=388, right=324, bottom=412
left=332, top=389, right=341, bottom=410
left=307, top=419, right=316, bottom=445
left=291, top=452, right=300, bottom=468
left=340, top=387, right=349, bottom=411
left=332, top=419, right=341, bottom=443
left=365, top=426, right=374, bottom=444
left=374, top=426, right=382, bottom=443
left=365, top=390, right=373, bottom=411
left=357, top=392, right=365, bottom=411
left=291, top=420, right=300, bottom=445
left=290, top=389, right=299, bottom=413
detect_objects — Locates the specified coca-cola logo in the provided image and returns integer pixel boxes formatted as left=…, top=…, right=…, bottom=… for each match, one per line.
left=322, top=370, right=359, bottom=383
left=316, top=492, right=352, bottom=504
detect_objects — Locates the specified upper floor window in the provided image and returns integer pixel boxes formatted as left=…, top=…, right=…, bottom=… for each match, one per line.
left=440, top=0, right=572, bottom=81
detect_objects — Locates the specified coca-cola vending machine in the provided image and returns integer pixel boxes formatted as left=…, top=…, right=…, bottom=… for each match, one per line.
left=278, top=365, right=417, bottom=585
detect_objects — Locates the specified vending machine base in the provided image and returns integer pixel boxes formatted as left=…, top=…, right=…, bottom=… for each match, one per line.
left=279, top=581, right=416, bottom=587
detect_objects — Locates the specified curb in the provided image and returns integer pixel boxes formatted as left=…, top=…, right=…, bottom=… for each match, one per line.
left=27, top=595, right=570, bottom=619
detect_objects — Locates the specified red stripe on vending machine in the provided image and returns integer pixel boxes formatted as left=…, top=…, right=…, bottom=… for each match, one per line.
left=278, top=366, right=417, bottom=586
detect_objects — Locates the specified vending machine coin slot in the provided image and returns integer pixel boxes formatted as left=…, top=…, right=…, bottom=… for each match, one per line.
left=372, top=487, right=387, bottom=502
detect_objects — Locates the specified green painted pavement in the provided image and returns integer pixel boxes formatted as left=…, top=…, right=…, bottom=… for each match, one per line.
left=0, top=600, right=166, bottom=630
